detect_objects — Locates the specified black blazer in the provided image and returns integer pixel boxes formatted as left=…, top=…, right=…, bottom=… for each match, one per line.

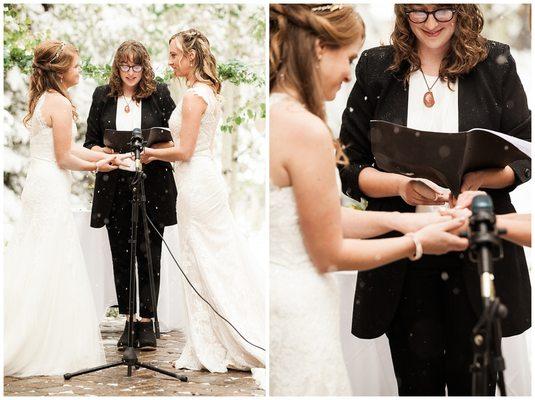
left=84, top=83, right=177, bottom=228
left=339, top=41, right=531, bottom=339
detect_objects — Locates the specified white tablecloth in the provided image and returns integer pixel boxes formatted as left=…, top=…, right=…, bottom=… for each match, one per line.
left=73, top=210, right=186, bottom=332
left=335, top=271, right=532, bottom=396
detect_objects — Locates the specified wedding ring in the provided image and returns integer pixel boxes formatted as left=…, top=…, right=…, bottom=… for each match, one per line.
left=433, top=193, right=439, bottom=201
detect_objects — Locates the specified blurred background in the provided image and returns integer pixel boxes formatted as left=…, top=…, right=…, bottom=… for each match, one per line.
left=3, top=3, right=266, bottom=242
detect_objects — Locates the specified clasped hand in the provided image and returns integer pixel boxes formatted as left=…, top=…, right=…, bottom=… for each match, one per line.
left=96, top=153, right=132, bottom=172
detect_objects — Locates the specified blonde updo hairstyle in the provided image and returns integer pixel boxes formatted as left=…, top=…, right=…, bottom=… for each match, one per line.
left=270, top=4, right=365, bottom=163
left=24, top=40, right=79, bottom=126
left=169, top=29, right=221, bottom=94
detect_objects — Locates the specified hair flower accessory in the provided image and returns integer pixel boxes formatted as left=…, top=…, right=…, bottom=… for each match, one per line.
left=49, top=41, right=66, bottom=63
left=311, top=4, right=344, bottom=13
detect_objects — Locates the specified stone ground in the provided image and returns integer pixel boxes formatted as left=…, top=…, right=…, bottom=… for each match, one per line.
left=4, top=317, right=264, bottom=396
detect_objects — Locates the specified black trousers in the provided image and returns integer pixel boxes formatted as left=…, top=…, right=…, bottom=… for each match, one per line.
left=386, top=254, right=497, bottom=396
left=105, top=176, right=164, bottom=319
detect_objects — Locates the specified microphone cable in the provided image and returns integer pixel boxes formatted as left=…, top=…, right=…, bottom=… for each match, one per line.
left=146, top=214, right=266, bottom=352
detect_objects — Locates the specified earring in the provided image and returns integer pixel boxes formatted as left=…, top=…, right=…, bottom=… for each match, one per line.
left=316, top=56, right=322, bottom=69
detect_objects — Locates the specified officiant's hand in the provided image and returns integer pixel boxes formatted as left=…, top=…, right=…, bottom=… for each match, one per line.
left=150, top=141, right=174, bottom=150
left=91, top=145, right=114, bottom=154
left=461, top=167, right=514, bottom=192
left=399, top=179, right=449, bottom=206
left=460, top=171, right=485, bottom=192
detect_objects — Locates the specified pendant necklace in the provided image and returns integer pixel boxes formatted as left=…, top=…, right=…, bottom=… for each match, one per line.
left=123, top=95, right=133, bottom=113
left=421, top=70, right=441, bottom=108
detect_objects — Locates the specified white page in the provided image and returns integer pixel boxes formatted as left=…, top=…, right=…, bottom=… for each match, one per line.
left=468, top=127, right=531, bottom=156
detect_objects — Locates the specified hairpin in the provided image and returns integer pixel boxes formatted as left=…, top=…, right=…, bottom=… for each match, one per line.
left=50, top=41, right=66, bottom=63
left=311, top=4, right=344, bottom=13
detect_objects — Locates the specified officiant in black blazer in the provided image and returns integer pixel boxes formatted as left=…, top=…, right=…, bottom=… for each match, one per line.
left=84, top=40, right=177, bottom=351
left=339, top=5, right=530, bottom=396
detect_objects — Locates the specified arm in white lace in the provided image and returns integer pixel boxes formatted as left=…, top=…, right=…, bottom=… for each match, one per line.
left=142, top=91, right=206, bottom=163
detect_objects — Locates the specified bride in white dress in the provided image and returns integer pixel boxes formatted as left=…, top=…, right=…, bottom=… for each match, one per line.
left=4, top=40, right=124, bottom=377
left=269, top=5, right=469, bottom=396
left=142, top=29, right=265, bottom=373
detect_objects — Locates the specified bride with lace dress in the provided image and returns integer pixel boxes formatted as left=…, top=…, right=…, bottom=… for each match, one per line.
left=4, top=40, right=121, bottom=377
left=142, top=29, right=265, bottom=374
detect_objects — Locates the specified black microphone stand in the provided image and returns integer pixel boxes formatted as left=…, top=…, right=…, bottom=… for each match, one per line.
left=467, top=195, right=507, bottom=396
left=64, top=129, right=187, bottom=382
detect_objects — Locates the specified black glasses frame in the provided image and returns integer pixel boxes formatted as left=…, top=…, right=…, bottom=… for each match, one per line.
left=405, top=8, right=457, bottom=24
left=119, top=64, right=143, bottom=73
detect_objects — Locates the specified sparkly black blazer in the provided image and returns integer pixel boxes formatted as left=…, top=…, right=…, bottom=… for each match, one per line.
left=339, top=41, right=531, bottom=338
left=84, top=83, right=177, bottom=228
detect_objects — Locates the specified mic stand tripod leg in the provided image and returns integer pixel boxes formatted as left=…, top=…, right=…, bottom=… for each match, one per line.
left=138, top=176, right=161, bottom=338
left=62, top=171, right=187, bottom=383
left=470, top=299, right=507, bottom=396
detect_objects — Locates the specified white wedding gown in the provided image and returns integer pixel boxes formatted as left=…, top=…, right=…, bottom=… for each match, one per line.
left=170, top=83, right=265, bottom=373
left=4, top=92, right=106, bottom=377
left=269, top=93, right=351, bottom=396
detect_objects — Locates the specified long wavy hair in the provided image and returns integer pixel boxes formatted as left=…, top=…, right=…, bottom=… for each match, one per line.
left=108, top=40, right=157, bottom=101
left=24, top=40, right=79, bottom=127
left=389, top=4, right=488, bottom=86
left=169, top=29, right=221, bottom=94
left=270, top=4, right=365, bottom=164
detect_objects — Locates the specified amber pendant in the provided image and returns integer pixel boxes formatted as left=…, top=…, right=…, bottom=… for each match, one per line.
left=423, top=91, right=435, bottom=108
left=124, top=104, right=130, bottom=113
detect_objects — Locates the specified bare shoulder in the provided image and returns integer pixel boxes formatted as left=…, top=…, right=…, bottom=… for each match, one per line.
left=270, top=100, right=331, bottom=148
left=43, top=91, right=71, bottom=111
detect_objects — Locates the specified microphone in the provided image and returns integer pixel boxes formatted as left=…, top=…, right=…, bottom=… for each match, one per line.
left=468, top=194, right=504, bottom=305
left=130, top=128, right=144, bottom=173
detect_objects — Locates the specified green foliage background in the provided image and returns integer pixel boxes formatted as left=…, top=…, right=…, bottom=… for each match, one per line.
left=4, top=3, right=266, bottom=233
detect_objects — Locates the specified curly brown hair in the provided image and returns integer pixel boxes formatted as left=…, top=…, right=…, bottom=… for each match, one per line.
left=108, top=40, right=156, bottom=101
left=168, top=29, right=221, bottom=94
left=24, top=40, right=79, bottom=127
left=389, top=4, right=488, bottom=86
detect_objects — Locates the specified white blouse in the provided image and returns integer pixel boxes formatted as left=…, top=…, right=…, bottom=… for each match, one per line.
left=407, top=71, right=459, bottom=213
left=116, top=95, right=142, bottom=131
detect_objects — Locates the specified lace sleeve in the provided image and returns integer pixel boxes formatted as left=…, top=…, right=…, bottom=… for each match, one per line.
left=188, top=84, right=214, bottom=111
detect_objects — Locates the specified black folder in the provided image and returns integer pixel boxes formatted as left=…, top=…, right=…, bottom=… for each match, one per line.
left=103, top=127, right=173, bottom=153
left=370, top=120, right=531, bottom=196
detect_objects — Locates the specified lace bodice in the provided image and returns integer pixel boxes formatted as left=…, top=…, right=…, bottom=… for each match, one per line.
left=169, top=83, right=222, bottom=157
left=28, top=92, right=76, bottom=163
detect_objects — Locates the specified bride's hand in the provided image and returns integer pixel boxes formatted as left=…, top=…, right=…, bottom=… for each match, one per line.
left=96, top=154, right=119, bottom=172
left=141, top=147, right=156, bottom=164
left=393, top=211, right=452, bottom=234
left=111, top=153, right=133, bottom=167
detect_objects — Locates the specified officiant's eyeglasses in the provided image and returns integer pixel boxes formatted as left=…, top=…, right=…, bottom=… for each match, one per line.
left=119, top=64, right=143, bottom=73
left=406, top=8, right=456, bottom=23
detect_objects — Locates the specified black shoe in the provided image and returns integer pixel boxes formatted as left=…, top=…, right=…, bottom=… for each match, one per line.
left=137, top=320, right=157, bottom=351
left=117, top=320, right=137, bottom=351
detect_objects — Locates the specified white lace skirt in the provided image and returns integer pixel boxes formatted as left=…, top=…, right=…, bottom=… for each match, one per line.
left=173, top=157, right=265, bottom=373
left=4, top=159, right=105, bottom=377
left=270, top=263, right=352, bottom=396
